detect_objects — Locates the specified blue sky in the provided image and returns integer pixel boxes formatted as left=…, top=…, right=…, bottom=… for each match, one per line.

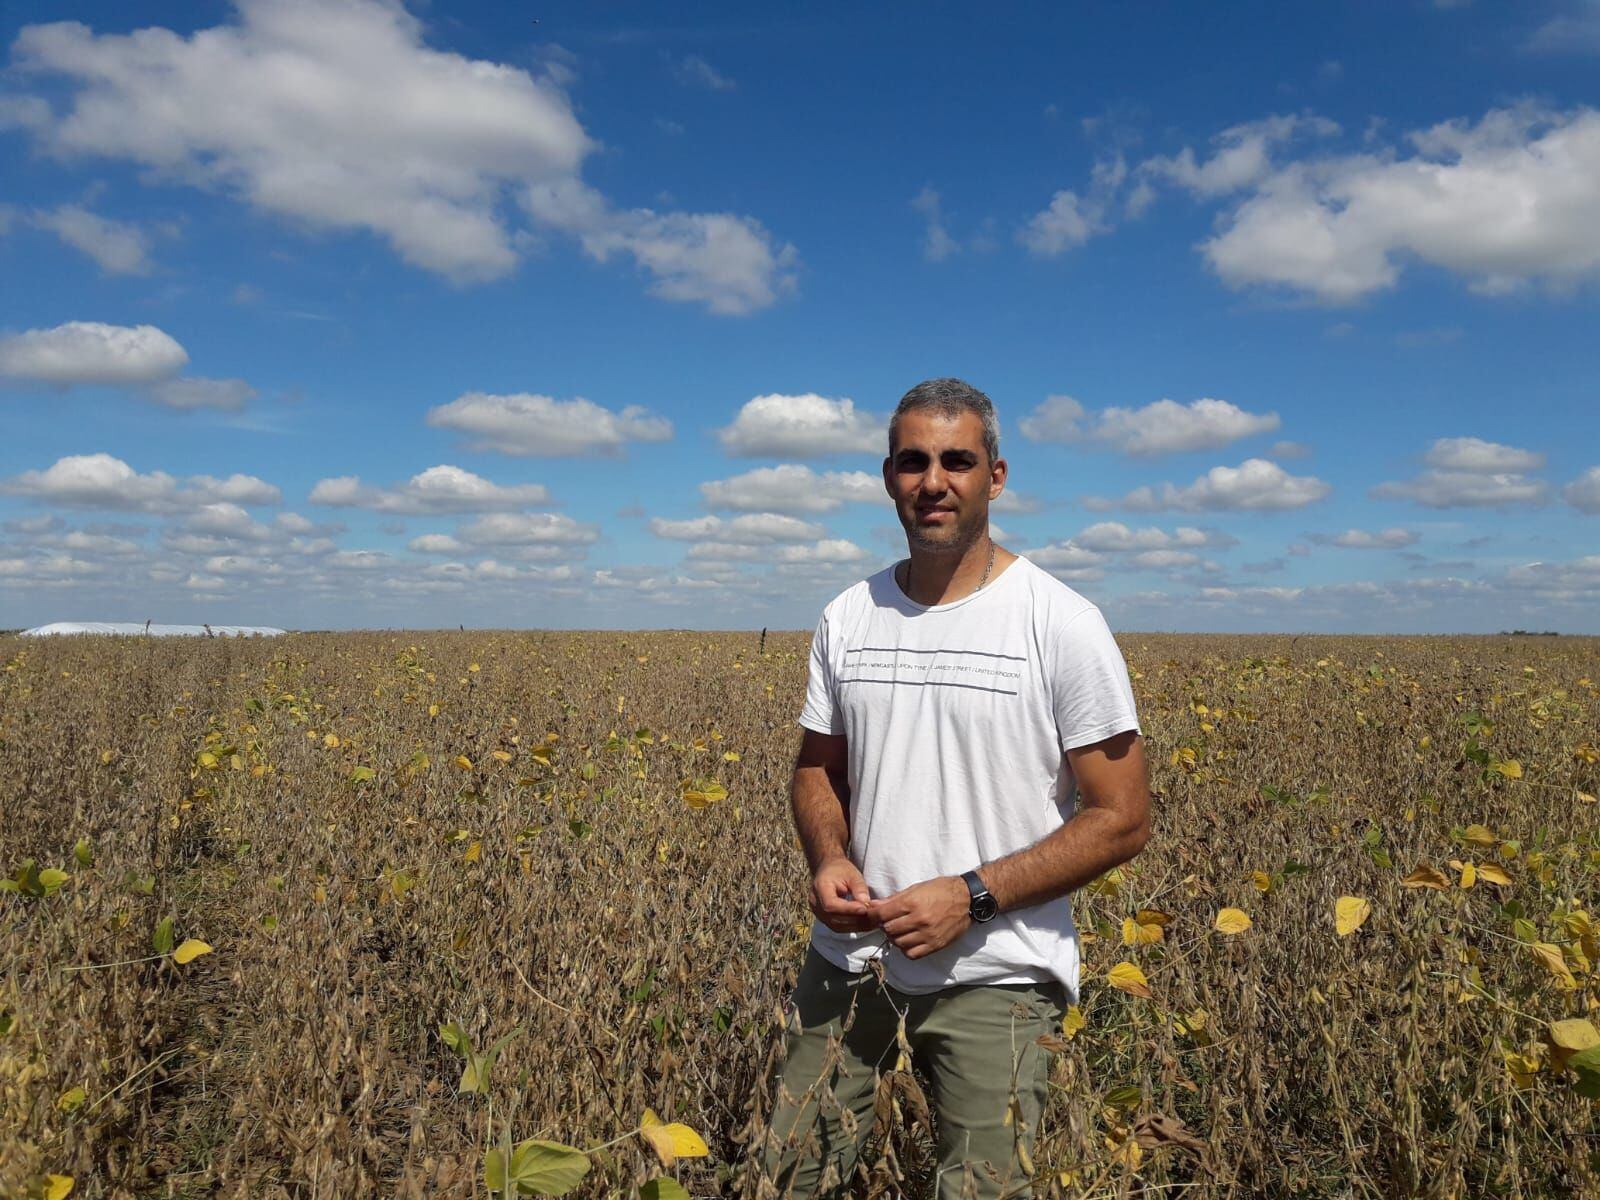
left=1, top=0, right=1597, bottom=632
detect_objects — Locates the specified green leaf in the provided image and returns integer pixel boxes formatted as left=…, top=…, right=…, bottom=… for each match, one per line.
left=485, top=1148, right=509, bottom=1193
left=439, top=1021, right=471, bottom=1057
left=505, top=1140, right=590, bottom=1196
left=1103, top=1084, right=1142, bottom=1110
left=1573, top=1064, right=1600, bottom=1100
left=73, top=839, right=94, bottom=868
left=460, top=1054, right=489, bottom=1094
left=349, top=766, right=375, bottom=784
left=152, top=916, right=175, bottom=956
left=1567, top=1044, right=1600, bottom=1074
left=57, top=1085, right=87, bottom=1114
left=641, top=1179, right=692, bottom=1200
left=37, top=868, right=70, bottom=895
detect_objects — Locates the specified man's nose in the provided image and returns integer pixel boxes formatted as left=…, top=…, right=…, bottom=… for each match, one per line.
left=922, top=461, right=948, bottom=493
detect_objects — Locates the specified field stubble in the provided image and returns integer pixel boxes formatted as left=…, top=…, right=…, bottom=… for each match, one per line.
left=2, top=630, right=1598, bottom=1199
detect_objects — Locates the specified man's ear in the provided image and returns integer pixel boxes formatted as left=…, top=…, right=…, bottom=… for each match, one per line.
left=882, top=455, right=895, bottom=497
left=989, top=455, right=1008, bottom=499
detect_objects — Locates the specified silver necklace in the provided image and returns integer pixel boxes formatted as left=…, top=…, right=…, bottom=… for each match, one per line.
left=904, top=538, right=995, bottom=602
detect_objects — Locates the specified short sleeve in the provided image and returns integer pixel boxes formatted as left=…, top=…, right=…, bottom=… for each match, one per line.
left=798, top=610, right=844, bottom=735
left=1048, top=605, right=1141, bottom=752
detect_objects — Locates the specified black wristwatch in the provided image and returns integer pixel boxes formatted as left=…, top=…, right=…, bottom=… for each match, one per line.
left=962, top=870, right=999, bottom=923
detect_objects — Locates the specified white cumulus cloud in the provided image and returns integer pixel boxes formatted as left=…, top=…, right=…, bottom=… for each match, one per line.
left=1072, top=522, right=1236, bottom=552
left=3, top=0, right=796, bottom=310
left=1372, top=437, right=1549, bottom=508
left=426, top=393, right=673, bottom=457
left=1195, top=105, right=1600, bottom=302
left=1087, top=458, right=1332, bottom=512
left=0, top=321, right=187, bottom=384
left=649, top=513, right=825, bottom=543
left=1422, top=436, right=1545, bottom=473
left=309, top=465, right=551, bottom=514
left=1018, top=395, right=1280, bottom=456
left=1564, top=466, right=1600, bottom=513
left=1319, top=528, right=1420, bottom=549
left=456, top=512, right=598, bottom=546
left=699, top=464, right=883, bottom=513
left=32, top=205, right=153, bottom=274
left=0, top=452, right=279, bottom=512
left=524, top=180, right=798, bottom=316
left=717, top=394, right=884, bottom=457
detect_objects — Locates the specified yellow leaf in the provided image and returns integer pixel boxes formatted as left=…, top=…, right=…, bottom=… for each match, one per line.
left=453, top=755, right=473, bottom=771
left=173, top=938, right=213, bottom=964
left=1251, top=870, right=1273, bottom=893
left=323, top=733, right=340, bottom=748
left=1491, top=759, right=1523, bottom=780
left=1463, top=824, right=1497, bottom=848
left=1401, top=864, right=1450, bottom=890
left=1106, top=961, right=1151, bottom=999
left=1530, top=941, right=1577, bottom=989
left=1504, top=1046, right=1542, bottom=1088
left=428, top=703, right=440, bottom=718
left=56, top=1086, right=86, bottom=1113
left=491, top=750, right=513, bottom=763
left=1458, top=861, right=1478, bottom=889
left=639, top=1109, right=708, bottom=1168
left=1121, top=915, right=1164, bottom=946
left=1577, top=790, right=1597, bottom=804
left=1548, top=1018, right=1600, bottom=1068
left=1335, top=896, right=1371, bottom=936
left=1476, top=863, right=1513, bottom=886
left=44, top=1177, right=73, bottom=1200
left=1214, top=907, right=1252, bottom=935
left=1085, top=867, right=1125, bottom=898
left=681, top=780, right=729, bottom=808
left=468, top=662, right=480, bottom=673
left=463, top=840, right=482, bottom=864
left=721, top=751, right=741, bottom=762
left=1061, top=1005, right=1086, bottom=1040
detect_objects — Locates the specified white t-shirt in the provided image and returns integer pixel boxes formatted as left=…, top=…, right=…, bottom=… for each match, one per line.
left=798, top=554, right=1141, bottom=999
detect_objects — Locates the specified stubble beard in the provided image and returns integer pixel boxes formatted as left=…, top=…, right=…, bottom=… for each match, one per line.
left=902, top=505, right=989, bottom=558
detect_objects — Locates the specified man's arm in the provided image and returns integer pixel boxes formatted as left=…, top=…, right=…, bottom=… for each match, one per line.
left=871, top=730, right=1150, bottom=958
left=792, top=728, right=879, bottom=933
left=978, top=729, right=1150, bottom=911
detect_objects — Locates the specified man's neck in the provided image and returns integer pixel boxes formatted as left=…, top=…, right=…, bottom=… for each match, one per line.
left=901, top=536, right=997, bottom=605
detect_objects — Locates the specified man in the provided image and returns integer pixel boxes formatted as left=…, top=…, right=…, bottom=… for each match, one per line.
left=756, top=378, right=1151, bottom=1200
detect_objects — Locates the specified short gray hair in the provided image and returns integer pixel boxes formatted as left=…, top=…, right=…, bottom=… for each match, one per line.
left=889, top=377, right=1000, bottom=465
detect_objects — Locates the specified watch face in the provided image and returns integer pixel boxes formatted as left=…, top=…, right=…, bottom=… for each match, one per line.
left=971, top=894, right=999, bottom=922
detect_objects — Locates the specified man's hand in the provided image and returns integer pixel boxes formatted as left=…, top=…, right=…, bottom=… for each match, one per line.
left=869, top=876, right=972, bottom=959
left=810, top=856, right=879, bottom=933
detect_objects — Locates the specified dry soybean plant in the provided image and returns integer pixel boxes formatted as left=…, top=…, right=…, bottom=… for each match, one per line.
left=1, top=630, right=1598, bottom=1199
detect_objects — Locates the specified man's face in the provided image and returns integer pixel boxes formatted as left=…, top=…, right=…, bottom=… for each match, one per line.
left=883, top=409, right=1007, bottom=555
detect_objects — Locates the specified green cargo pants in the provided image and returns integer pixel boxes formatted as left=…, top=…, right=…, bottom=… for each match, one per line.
left=755, top=945, right=1068, bottom=1200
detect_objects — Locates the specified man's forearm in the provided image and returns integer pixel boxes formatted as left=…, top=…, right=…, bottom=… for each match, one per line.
left=977, top=806, right=1148, bottom=914
left=790, top=765, right=852, bottom=874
